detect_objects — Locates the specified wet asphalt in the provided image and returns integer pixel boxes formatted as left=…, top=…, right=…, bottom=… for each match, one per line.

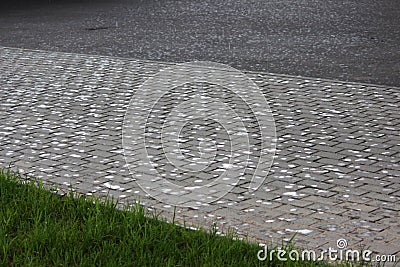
left=0, top=0, right=399, bottom=86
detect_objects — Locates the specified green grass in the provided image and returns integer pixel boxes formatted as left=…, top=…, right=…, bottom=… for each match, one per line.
left=0, top=168, right=384, bottom=266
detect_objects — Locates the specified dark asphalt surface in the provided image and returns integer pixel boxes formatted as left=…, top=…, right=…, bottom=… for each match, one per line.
left=1, top=0, right=399, bottom=86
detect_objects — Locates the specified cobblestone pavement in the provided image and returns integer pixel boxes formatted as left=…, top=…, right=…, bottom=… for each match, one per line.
left=1, top=47, right=399, bottom=258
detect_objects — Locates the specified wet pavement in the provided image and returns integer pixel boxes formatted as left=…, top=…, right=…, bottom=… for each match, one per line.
left=0, top=0, right=399, bottom=86
left=1, top=0, right=400, bottom=262
left=1, top=47, right=399, bottom=259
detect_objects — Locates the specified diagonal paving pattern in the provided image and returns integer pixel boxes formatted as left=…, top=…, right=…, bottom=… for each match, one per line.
left=1, top=47, right=399, bottom=257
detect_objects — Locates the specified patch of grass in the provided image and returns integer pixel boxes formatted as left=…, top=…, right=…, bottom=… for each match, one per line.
left=0, top=168, right=381, bottom=266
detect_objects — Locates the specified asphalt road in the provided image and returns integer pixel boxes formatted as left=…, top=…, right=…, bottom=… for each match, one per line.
left=1, top=0, right=399, bottom=86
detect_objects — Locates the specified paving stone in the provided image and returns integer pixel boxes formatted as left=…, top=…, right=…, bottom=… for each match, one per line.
left=0, top=47, right=398, bottom=256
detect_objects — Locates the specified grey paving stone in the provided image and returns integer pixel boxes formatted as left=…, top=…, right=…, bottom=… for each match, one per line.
left=0, top=47, right=399, bottom=256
